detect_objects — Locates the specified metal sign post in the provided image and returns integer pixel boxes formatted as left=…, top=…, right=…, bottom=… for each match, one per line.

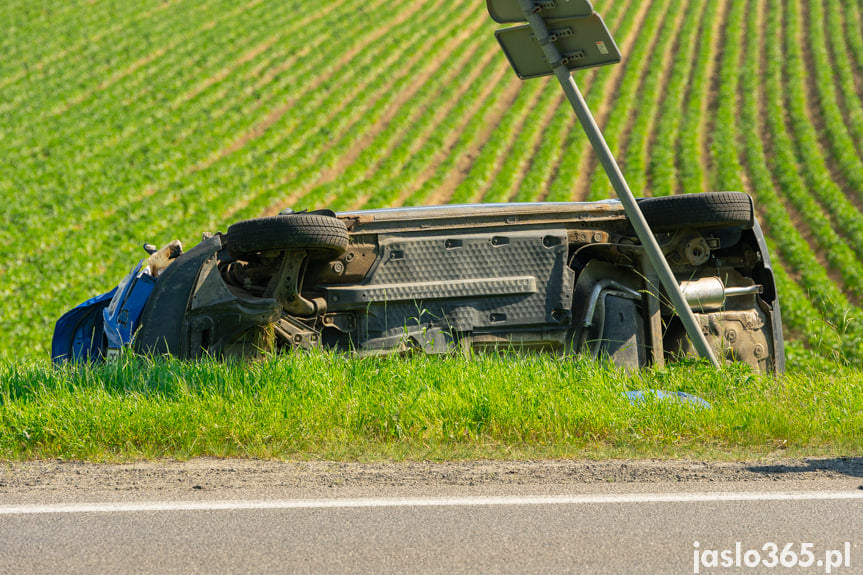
left=488, top=0, right=720, bottom=367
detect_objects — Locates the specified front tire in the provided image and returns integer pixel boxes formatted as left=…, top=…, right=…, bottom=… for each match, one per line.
left=637, top=192, right=755, bottom=232
left=225, top=214, right=349, bottom=259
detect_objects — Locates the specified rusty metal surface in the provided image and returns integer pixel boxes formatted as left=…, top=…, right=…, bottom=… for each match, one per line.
left=338, top=202, right=625, bottom=233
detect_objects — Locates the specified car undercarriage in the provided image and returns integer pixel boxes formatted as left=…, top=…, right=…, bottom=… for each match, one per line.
left=54, top=192, right=784, bottom=374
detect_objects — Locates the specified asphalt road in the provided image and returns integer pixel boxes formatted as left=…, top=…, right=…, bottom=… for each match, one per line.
left=1, top=459, right=862, bottom=574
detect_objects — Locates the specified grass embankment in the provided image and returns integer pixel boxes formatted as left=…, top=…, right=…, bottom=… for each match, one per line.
left=1, top=349, right=861, bottom=462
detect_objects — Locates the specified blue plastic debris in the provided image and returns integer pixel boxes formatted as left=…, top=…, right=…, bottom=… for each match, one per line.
left=625, top=390, right=712, bottom=409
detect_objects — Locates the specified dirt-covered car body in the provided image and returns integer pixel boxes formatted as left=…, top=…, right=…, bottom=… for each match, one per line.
left=53, top=193, right=784, bottom=373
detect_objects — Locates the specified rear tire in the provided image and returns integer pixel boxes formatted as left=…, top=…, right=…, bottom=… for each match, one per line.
left=637, top=192, right=755, bottom=232
left=225, top=214, right=349, bottom=259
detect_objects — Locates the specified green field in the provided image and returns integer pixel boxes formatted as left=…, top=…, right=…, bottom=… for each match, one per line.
left=2, top=0, right=863, bottom=367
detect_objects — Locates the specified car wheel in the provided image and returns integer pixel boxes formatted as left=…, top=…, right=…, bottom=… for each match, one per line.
left=636, top=192, right=755, bottom=232
left=225, top=214, right=349, bottom=259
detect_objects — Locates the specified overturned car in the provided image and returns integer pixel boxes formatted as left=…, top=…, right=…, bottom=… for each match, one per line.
left=52, top=192, right=784, bottom=374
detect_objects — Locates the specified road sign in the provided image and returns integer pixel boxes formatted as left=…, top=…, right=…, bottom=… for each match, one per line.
left=487, top=0, right=594, bottom=23
left=494, top=13, right=620, bottom=79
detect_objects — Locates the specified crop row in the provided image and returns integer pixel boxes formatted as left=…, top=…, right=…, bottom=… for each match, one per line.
left=674, top=0, right=727, bottom=197
left=400, top=68, right=519, bottom=207
left=0, top=0, right=396, bottom=278
left=294, top=16, right=495, bottom=211
left=530, top=0, right=639, bottom=203
left=824, top=0, right=863, bottom=157
left=230, top=0, right=484, bottom=216
left=0, top=0, right=329, bottom=244
left=843, top=4, right=863, bottom=88
left=0, top=0, right=456, bottom=356
left=3, top=0, right=434, bottom=239
left=617, top=0, right=698, bottom=199
left=646, top=0, right=710, bottom=197
left=361, top=53, right=511, bottom=209
left=479, top=88, right=564, bottom=204
left=584, top=0, right=676, bottom=201
left=4, top=0, right=863, bottom=361
left=511, top=92, right=573, bottom=203
left=759, top=0, right=863, bottom=300
left=804, top=0, right=863, bottom=206
left=710, top=0, right=748, bottom=193
left=0, top=0, right=160, bottom=84
left=779, top=0, right=863, bottom=261
left=447, top=79, right=546, bottom=204
left=736, top=0, right=863, bottom=361
left=501, top=0, right=637, bottom=204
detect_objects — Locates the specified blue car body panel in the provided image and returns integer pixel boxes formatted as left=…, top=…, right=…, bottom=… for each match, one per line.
left=102, top=259, right=157, bottom=353
left=51, top=288, right=117, bottom=364
left=51, top=259, right=157, bottom=363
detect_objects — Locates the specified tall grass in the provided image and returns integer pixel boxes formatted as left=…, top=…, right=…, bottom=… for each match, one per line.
left=2, top=351, right=861, bottom=461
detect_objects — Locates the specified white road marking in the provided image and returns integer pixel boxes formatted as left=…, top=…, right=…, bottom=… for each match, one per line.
left=1, top=491, right=862, bottom=515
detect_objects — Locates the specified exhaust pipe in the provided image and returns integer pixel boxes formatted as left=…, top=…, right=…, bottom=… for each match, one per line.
left=680, top=277, right=762, bottom=311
